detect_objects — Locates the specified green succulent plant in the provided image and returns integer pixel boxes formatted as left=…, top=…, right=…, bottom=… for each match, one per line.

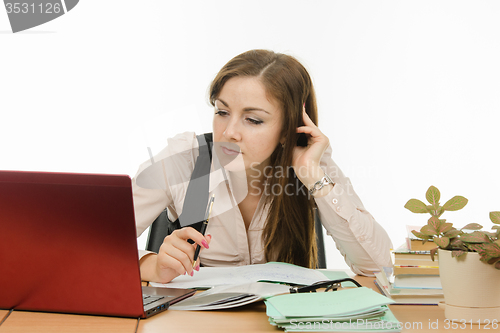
left=404, top=185, right=500, bottom=269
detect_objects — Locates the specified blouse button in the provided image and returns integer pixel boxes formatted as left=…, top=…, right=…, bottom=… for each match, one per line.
left=332, top=198, right=338, bottom=204
left=358, top=236, right=366, bottom=242
left=336, top=206, right=342, bottom=213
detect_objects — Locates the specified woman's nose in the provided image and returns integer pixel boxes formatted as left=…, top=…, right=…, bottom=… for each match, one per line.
left=223, top=118, right=242, bottom=142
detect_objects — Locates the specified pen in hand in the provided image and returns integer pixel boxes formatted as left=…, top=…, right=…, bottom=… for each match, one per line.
left=192, top=195, right=215, bottom=269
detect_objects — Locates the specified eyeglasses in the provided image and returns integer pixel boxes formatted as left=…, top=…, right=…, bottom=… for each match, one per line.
left=289, top=278, right=362, bottom=293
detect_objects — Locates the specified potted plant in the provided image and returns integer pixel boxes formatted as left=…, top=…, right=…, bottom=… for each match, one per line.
left=404, top=185, right=500, bottom=324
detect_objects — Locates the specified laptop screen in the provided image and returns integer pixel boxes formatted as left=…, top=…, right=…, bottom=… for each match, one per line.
left=0, top=170, right=145, bottom=318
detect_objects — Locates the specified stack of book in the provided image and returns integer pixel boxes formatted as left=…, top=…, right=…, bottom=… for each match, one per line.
left=374, top=226, right=444, bottom=305
left=375, top=267, right=443, bottom=305
left=393, top=240, right=439, bottom=277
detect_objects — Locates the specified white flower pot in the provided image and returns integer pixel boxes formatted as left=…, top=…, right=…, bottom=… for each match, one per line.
left=438, top=248, right=500, bottom=324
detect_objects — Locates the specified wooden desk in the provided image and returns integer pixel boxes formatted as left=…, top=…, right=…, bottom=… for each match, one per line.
left=0, top=276, right=490, bottom=332
left=0, top=311, right=9, bottom=324
left=0, top=310, right=138, bottom=333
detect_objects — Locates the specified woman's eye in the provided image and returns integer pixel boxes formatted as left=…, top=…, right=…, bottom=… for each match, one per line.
left=247, top=118, right=263, bottom=125
left=215, top=110, right=228, bottom=116
left=215, top=109, right=262, bottom=125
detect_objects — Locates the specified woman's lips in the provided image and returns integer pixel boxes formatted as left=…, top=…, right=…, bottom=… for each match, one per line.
left=221, top=146, right=241, bottom=155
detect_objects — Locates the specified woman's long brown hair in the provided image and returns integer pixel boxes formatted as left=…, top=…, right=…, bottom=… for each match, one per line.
left=209, top=50, right=318, bottom=268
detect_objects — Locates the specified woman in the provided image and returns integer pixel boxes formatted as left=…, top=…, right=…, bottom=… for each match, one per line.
left=133, top=49, right=393, bottom=283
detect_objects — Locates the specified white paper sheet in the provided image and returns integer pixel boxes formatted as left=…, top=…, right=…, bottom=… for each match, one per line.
left=150, top=262, right=329, bottom=289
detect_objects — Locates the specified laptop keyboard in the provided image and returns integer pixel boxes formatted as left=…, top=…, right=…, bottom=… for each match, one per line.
left=143, top=294, right=165, bottom=307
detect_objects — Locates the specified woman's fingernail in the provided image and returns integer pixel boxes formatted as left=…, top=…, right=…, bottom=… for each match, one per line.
left=190, top=270, right=194, bottom=277
left=195, top=264, right=200, bottom=271
left=202, top=240, right=209, bottom=249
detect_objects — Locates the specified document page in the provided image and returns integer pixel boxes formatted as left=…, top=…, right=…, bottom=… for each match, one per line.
left=150, top=262, right=335, bottom=289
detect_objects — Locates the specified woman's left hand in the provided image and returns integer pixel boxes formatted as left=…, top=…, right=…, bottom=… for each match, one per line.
left=292, top=106, right=330, bottom=190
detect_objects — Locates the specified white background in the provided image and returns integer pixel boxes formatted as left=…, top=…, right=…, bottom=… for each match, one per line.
left=1, top=1, right=499, bottom=270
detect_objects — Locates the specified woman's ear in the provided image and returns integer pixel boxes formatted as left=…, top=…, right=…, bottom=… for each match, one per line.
left=280, top=137, right=286, bottom=147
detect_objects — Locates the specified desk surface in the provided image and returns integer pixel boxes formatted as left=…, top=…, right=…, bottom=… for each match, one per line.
left=0, top=310, right=9, bottom=324
left=0, top=310, right=138, bottom=333
left=0, top=276, right=489, bottom=333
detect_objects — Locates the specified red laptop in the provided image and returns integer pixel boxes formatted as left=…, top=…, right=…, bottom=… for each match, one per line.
left=0, top=170, right=194, bottom=318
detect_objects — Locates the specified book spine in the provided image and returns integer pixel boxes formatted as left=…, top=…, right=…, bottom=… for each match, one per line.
left=373, top=280, right=391, bottom=298
left=393, top=265, right=440, bottom=276
left=393, top=250, right=431, bottom=254
left=394, top=258, right=438, bottom=266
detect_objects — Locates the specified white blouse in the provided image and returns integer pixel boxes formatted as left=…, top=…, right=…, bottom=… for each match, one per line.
left=132, top=132, right=393, bottom=276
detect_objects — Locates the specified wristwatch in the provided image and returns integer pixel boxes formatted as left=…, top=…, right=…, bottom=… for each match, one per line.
left=308, top=172, right=335, bottom=196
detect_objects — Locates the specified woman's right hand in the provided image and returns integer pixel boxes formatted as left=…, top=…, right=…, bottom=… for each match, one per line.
left=139, top=227, right=212, bottom=283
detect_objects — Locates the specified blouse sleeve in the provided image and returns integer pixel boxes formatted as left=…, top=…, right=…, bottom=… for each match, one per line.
left=132, top=131, right=198, bottom=259
left=314, top=145, right=393, bottom=276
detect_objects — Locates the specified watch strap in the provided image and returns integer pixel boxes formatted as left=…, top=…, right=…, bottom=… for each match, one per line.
left=308, top=172, right=334, bottom=196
